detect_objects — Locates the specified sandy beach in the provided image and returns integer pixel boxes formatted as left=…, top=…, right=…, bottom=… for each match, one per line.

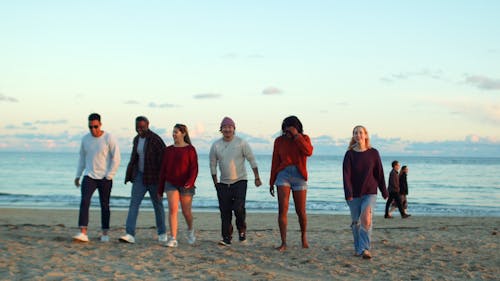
left=0, top=208, right=498, bottom=280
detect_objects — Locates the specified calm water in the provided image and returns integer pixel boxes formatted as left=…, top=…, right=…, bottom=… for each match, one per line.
left=0, top=151, right=499, bottom=216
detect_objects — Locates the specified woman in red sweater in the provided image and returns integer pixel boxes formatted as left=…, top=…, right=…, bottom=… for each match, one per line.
left=269, top=116, right=313, bottom=251
left=158, top=124, right=198, bottom=248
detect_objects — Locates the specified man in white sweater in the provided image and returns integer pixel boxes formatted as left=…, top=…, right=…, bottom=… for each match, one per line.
left=209, top=117, right=262, bottom=246
left=73, top=113, right=121, bottom=242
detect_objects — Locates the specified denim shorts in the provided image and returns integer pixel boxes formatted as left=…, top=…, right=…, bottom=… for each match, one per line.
left=164, top=182, right=195, bottom=196
left=274, top=165, right=307, bottom=191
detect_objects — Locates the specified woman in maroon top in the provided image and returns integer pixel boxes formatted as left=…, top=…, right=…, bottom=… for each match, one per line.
left=270, top=116, right=313, bottom=252
left=158, top=124, right=198, bottom=247
left=342, top=125, right=388, bottom=259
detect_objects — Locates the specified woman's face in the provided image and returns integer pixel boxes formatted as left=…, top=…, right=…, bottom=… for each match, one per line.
left=172, top=127, right=185, bottom=143
left=353, top=126, right=367, bottom=144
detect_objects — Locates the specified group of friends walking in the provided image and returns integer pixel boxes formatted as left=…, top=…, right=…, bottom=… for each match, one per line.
left=73, top=113, right=410, bottom=258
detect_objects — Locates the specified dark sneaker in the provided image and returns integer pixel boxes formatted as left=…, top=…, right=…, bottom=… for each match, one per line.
left=238, top=232, right=247, bottom=242
left=402, top=214, right=411, bottom=219
left=218, top=239, right=232, bottom=246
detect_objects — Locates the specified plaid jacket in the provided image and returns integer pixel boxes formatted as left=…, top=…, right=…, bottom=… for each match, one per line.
left=125, top=130, right=166, bottom=185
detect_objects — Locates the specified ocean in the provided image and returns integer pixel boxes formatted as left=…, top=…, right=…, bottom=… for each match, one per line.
left=0, top=151, right=499, bottom=217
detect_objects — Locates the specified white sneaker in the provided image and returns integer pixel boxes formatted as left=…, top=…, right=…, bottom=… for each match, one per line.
left=100, top=235, right=110, bottom=242
left=119, top=234, right=136, bottom=244
left=186, top=229, right=196, bottom=245
left=158, top=233, right=168, bottom=242
left=165, top=237, right=178, bottom=248
left=73, top=232, right=89, bottom=242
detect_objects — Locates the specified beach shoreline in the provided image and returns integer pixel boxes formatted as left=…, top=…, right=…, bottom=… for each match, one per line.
left=0, top=208, right=498, bottom=280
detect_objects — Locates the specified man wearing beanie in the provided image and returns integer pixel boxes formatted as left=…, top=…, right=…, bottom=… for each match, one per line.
left=209, top=117, right=262, bottom=246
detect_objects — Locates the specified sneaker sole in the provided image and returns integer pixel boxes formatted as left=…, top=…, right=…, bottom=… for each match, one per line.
left=218, top=241, right=231, bottom=246
left=118, top=238, right=135, bottom=243
left=73, top=238, right=89, bottom=243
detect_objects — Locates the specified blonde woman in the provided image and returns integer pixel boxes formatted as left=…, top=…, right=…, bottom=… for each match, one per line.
left=342, top=125, right=388, bottom=259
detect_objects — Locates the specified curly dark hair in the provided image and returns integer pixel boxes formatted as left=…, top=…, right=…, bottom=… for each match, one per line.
left=281, top=115, right=303, bottom=134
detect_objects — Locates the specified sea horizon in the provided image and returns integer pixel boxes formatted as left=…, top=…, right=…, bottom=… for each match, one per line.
left=1, top=151, right=499, bottom=217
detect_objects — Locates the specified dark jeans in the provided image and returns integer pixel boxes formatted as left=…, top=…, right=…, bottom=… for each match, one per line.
left=385, top=191, right=405, bottom=216
left=216, top=180, right=247, bottom=241
left=78, top=176, right=113, bottom=230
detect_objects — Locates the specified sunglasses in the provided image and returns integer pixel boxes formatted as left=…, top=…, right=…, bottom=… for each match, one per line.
left=88, top=125, right=99, bottom=129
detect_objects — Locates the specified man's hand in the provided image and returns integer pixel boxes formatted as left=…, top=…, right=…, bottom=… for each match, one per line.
left=74, top=178, right=80, bottom=188
left=255, top=178, right=262, bottom=187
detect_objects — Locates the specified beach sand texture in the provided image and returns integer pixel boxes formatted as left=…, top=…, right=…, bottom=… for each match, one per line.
left=0, top=208, right=498, bottom=280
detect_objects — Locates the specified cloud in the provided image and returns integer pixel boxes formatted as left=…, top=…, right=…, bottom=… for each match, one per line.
left=381, top=69, right=444, bottom=83
left=439, top=100, right=500, bottom=125
left=0, top=93, right=18, bottom=103
left=262, top=87, right=283, bottom=95
left=221, top=53, right=238, bottom=59
left=124, top=100, right=140, bottom=105
left=193, top=93, right=221, bottom=99
left=34, top=119, right=68, bottom=125
left=148, top=102, right=177, bottom=108
left=1, top=129, right=500, bottom=156
left=464, top=75, right=500, bottom=90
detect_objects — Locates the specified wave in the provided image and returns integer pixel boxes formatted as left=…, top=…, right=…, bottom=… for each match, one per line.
left=1, top=193, right=498, bottom=217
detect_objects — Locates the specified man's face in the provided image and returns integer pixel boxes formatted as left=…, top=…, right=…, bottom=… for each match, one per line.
left=88, top=120, right=102, bottom=137
left=136, top=120, right=149, bottom=137
left=221, top=125, right=235, bottom=139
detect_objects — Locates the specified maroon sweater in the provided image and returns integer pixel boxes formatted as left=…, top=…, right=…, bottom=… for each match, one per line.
left=158, top=145, right=198, bottom=195
left=342, top=148, right=388, bottom=200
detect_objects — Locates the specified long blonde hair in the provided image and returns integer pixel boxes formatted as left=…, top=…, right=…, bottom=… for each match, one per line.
left=348, top=125, right=372, bottom=150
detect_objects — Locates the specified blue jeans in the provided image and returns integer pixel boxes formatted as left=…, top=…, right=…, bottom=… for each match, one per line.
left=347, top=194, right=377, bottom=255
left=125, top=172, right=166, bottom=236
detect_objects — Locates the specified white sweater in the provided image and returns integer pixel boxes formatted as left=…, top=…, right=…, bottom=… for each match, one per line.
left=76, top=132, right=121, bottom=180
left=209, top=136, right=258, bottom=184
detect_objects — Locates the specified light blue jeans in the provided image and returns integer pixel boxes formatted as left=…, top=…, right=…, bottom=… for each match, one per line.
left=125, top=172, right=166, bottom=236
left=347, top=194, right=377, bottom=255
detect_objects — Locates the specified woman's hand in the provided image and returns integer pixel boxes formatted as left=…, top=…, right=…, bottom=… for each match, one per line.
left=269, top=185, right=275, bottom=197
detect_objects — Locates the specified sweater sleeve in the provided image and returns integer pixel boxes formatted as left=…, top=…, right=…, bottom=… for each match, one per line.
left=105, top=134, right=121, bottom=180
left=209, top=142, right=218, bottom=176
left=269, top=138, right=280, bottom=187
left=242, top=139, right=258, bottom=169
left=185, top=146, right=199, bottom=188
left=374, top=150, right=388, bottom=198
left=295, top=134, right=313, bottom=156
left=76, top=140, right=85, bottom=178
left=342, top=151, right=353, bottom=200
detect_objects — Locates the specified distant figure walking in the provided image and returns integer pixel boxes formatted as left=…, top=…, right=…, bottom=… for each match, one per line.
left=73, top=113, right=121, bottom=243
left=342, top=125, right=388, bottom=259
left=399, top=165, right=410, bottom=215
left=270, top=115, right=313, bottom=252
left=384, top=160, right=410, bottom=219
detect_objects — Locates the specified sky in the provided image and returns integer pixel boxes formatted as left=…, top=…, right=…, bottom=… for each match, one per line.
left=1, top=1, right=499, bottom=156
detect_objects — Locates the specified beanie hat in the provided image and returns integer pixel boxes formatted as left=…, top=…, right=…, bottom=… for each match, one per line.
left=220, top=117, right=236, bottom=130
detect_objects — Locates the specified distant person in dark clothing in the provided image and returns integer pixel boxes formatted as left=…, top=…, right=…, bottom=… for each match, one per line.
left=384, top=161, right=409, bottom=219
left=399, top=165, right=410, bottom=215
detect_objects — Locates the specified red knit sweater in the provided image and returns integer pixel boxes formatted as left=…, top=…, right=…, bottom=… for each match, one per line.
left=158, top=145, right=198, bottom=195
left=269, top=134, right=313, bottom=186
